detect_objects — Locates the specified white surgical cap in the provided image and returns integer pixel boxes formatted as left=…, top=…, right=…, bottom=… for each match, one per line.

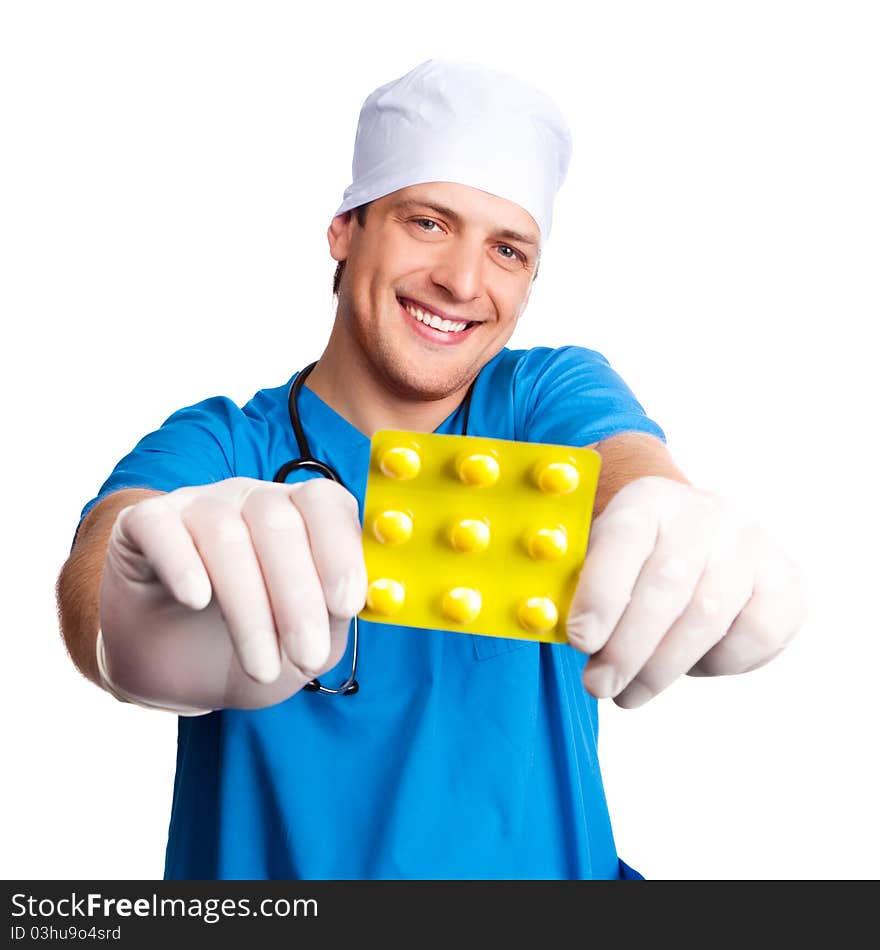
left=333, top=58, right=573, bottom=243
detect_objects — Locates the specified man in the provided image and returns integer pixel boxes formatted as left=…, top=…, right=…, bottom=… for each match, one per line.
left=56, top=59, right=806, bottom=879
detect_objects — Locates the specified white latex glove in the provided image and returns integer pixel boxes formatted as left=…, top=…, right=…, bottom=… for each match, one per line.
left=567, top=476, right=807, bottom=708
left=98, top=477, right=367, bottom=712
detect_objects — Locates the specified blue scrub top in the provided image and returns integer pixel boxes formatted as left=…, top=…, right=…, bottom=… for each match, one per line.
left=80, top=346, right=665, bottom=880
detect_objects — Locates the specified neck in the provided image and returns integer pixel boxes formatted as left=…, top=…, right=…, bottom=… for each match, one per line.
left=305, top=329, right=471, bottom=437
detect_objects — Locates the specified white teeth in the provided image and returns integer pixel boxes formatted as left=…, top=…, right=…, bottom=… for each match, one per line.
left=402, top=301, right=468, bottom=333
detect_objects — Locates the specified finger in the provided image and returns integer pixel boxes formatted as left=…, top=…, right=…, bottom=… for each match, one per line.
left=581, top=496, right=720, bottom=699
left=291, top=479, right=368, bottom=618
left=613, top=532, right=756, bottom=708
left=114, top=497, right=213, bottom=609
left=241, top=488, right=332, bottom=675
left=182, top=495, right=281, bottom=685
left=691, top=550, right=807, bottom=676
left=566, top=500, right=659, bottom=654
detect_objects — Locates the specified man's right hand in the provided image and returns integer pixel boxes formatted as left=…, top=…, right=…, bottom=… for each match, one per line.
left=98, top=477, right=367, bottom=711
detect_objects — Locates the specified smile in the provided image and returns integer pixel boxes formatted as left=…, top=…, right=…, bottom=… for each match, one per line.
left=397, top=297, right=476, bottom=334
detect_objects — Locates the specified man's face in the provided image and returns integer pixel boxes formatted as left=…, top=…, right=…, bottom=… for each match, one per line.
left=327, top=181, right=541, bottom=402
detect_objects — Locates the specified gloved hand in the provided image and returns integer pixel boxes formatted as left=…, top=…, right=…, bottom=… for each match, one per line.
left=567, top=476, right=807, bottom=708
left=98, top=477, right=367, bottom=711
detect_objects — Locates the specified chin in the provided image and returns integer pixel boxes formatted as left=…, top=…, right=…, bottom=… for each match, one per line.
left=388, top=372, right=459, bottom=402
left=381, top=360, right=472, bottom=402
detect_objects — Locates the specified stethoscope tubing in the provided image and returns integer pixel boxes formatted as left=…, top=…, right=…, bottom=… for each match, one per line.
left=274, top=362, right=359, bottom=695
left=273, top=361, right=475, bottom=697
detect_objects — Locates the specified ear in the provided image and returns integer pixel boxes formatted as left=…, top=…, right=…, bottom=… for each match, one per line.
left=327, top=211, right=356, bottom=263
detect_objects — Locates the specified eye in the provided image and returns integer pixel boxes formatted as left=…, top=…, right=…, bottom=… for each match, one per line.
left=413, top=218, right=442, bottom=232
left=497, top=245, right=525, bottom=263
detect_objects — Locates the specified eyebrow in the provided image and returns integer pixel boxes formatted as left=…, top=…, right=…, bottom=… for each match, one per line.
left=390, top=197, right=540, bottom=248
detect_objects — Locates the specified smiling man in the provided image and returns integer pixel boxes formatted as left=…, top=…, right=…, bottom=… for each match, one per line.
left=56, top=59, right=806, bottom=879
left=309, top=181, right=540, bottom=430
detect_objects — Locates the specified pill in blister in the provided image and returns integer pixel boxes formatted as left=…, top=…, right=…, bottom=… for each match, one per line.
left=372, top=510, right=414, bottom=545
left=380, top=446, right=421, bottom=480
left=457, top=452, right=500, bottom=487
left=442, top=587, right=483, bottom=623
left=535, top=461, right=579, bottom=495
left=526, top=526, right=568, bottom=561
left=366, top=578, right=406, bottom=615
left=518, top=596, right=559, bottom=633
left=449, top=518, right=491, bottom=553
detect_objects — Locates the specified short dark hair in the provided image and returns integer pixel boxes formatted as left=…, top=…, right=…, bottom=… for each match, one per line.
left=332, top=203, right=371, bottom=296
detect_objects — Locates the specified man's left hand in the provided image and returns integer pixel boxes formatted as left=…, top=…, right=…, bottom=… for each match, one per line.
left=566, top=476, right=807, bottom=708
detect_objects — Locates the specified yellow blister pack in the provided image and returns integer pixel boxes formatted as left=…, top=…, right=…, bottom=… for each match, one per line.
left=359, top=430, right=602, bottom=643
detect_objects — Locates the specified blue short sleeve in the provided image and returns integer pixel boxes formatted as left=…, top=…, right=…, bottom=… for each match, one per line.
left=509, top=345, right=666, bottom=447
left=77, top=397, right=239, bottom=528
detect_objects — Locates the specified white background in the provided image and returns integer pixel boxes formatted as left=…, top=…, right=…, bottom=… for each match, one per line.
left=2, top=0, right=877, bottom=881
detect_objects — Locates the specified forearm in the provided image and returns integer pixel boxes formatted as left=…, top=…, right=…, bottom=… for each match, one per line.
left=589, top=431, right=690, bottom=517
left=56, top=488, right=163, bottom=687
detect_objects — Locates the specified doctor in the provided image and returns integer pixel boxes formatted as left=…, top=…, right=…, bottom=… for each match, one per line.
left=56, top=59, right=806, bottom=879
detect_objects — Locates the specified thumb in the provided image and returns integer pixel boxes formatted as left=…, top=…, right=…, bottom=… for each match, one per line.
left=108, top=498, right=212, bottom=611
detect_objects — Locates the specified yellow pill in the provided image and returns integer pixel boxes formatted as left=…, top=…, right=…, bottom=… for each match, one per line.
left=442, top=587, right=483, bottom=624
left=366, top=578, right=406, bottom=615
left=536, top=461, right=580, bottom=495
left=372, top=510, right=413, bottom=545
left=379, top=446, right=421, bottom=480
left=527, top=526, right=569, bottom=561
left=457, top=453, right=500, bottom=487
left=518, top=596, right=559, bottom=634
left=449, top=518, right=491, bottom=553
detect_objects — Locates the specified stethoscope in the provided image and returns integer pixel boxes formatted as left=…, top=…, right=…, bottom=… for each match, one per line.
left=273, top=360, right=475, bottom=696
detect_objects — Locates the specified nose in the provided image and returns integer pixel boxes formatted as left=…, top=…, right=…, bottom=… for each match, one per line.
left=429, top=236, right=486, bottom=302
